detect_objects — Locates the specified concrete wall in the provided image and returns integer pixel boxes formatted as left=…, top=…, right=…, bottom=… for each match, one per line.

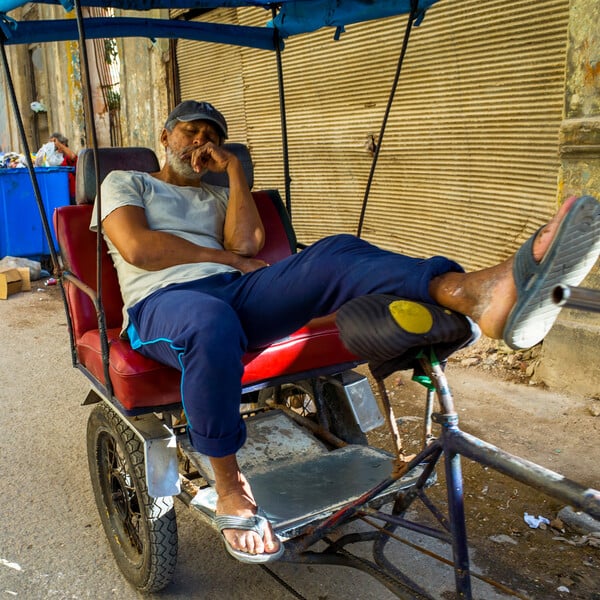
left=535, top=0, right=600, bottom=396
left=116, top=10, right=171, bottom=161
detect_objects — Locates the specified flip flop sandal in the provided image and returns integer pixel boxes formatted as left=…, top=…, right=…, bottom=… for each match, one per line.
left=503, top=195, right=600, bottom=350
left=215, top=508, right=285, bottom=564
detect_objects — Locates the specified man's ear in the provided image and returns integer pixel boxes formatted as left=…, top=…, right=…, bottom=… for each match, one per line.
left=160, top=128, right=169, bottom=147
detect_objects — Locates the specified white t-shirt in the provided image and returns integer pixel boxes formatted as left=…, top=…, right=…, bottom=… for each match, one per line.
left=90, top=170, right=238, bottom=330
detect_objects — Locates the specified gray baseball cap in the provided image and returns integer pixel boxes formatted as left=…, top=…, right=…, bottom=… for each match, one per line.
left=165, top=100, right=228, bottom=139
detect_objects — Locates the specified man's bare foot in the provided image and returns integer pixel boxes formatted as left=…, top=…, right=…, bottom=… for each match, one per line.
left=429, top=196, right=581, bottom=339
left=211, top=454, right=280, bottom=557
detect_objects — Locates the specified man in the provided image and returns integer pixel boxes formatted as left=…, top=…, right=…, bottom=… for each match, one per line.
left=93, top=100, right=600, bottom=564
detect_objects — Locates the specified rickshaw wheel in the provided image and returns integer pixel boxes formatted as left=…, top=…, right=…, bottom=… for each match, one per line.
left=87, top=403, right=178, bottom=592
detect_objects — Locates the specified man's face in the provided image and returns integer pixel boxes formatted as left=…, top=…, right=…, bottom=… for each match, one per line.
left=163, top=120, right=221, bottom=179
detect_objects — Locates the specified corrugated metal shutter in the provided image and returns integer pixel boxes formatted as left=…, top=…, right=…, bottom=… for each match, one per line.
left=176, top=0, right=569, bottom=270
left=176, top=9, right=250, bottom=142
left=175, top=6, right=285, bottom=179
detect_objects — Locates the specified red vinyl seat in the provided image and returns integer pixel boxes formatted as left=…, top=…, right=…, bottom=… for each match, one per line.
left=54, top=147, right=361, bottom=413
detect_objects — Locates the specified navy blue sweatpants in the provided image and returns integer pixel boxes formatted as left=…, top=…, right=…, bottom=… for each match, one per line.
left=127, top=234, right=462, bottom=457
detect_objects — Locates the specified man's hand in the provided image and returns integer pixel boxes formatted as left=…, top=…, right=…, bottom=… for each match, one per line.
left=232, top=256, right=270, bottom=274
left=181, top=142, right=233, bottom=175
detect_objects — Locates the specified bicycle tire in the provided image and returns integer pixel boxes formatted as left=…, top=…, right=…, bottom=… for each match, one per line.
left=87, top=402, right=178, bottom=592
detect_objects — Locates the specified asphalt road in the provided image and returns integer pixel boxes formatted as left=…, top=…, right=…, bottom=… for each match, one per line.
left=0, top=285, right=528, bottom=600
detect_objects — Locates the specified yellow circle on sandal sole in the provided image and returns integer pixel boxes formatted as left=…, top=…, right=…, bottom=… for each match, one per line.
left=388, top=300, right=433, bottom=334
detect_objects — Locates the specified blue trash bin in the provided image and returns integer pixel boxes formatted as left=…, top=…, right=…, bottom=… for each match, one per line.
left=0, top=166, right=73, bottom=258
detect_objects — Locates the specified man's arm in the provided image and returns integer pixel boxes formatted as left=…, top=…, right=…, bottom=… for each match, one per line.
left=102, top=144, right=266, bottom=273
left=187, top=144, right=265, bottom=257
left=222, top=158, right=265, bottom=256
left=102, top=204, right=266, bottom=273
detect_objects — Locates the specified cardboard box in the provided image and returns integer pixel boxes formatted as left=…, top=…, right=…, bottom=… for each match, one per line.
left=0, top=267, right=31, bottom=299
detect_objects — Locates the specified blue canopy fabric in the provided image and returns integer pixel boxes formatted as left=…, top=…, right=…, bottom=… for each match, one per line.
left=271, top=0, right=437, bottom=36
left=1, top=16, right=279, bottom=49
left=0, top=0, right=439, bottom=45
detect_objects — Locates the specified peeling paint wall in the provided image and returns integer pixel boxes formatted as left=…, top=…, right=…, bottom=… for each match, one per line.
left=2, top=5, right=39, bottom=155
left=558, top=0, right=600, bottom=200
left=1, top=5, right=85, bottom=156
left=1, top=6, right=170, bottom=158
left=558, top=0, right=600, bottom=286
left=117, top=9, right=171, bottom=162
left=0, top=56, right=15, bottom=152
left=537, top=0, right=600, bottom=395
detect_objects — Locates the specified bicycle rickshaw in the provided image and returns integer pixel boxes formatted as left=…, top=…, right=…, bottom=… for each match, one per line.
left=1, top=0, right=599, bottom=598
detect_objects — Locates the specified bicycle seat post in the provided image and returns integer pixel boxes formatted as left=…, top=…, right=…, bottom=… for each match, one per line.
left=419, top=352, right=473, bottom=597
left=418, top=354, right=456, bottom=416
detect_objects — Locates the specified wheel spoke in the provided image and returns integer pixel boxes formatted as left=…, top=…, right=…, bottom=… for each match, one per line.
left=98, top=432, right=144, bottom=553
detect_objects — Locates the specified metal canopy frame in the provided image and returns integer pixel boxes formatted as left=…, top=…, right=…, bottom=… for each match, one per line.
left=1, top=17, right=279, bottom=49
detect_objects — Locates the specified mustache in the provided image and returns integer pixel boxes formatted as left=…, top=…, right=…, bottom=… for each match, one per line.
left=166, top=147, right=205, bottom=179
left=178, top=144, right=197, bottom=160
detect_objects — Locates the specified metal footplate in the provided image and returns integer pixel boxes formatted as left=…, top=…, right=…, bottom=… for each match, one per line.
left=179, top=410, right=426, bottom=540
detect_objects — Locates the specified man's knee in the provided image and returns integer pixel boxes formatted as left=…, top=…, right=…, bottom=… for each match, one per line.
left=182, top=300, right=245, bottom=346
left=309, top=233, right=372, bottom=256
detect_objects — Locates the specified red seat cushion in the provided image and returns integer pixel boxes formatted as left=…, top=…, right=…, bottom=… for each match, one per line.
left=242, top=315, right=359, bottom=385
left=77, top=315, right=359, bottom=411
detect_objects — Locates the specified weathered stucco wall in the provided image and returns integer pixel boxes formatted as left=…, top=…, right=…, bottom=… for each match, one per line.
left=117, top=9, right=171, bottom=162
left=1, top=5, right=85, bottom=156
left=536, top=0, right=600, bottom=396
left=559, top=0, right=600, bottom=199
left=1, top=6, right=170, bottom=158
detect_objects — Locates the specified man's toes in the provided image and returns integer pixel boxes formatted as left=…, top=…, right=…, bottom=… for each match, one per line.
left=227, top=529, right=265, bottom=555
left=263, top=529, right=281, bottom=554
left=247, top=532, right=264, bottom=554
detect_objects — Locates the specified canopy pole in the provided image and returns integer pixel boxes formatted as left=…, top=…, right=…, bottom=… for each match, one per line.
left=0, top=39, right=61, bottom=273
left=356, top=0, right=420, bottom=238
left=272, top=8, right=292, bottom=218
left=73, top=0, right=113, bottom=397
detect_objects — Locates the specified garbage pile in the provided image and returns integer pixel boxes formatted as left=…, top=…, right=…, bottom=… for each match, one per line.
left=0, top=152, right=29, bottom=169
left=1, top=144, right=66, bottom=168
left=0, top=256, right=42, bottom=280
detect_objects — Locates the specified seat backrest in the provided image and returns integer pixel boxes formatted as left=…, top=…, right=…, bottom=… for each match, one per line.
left=76, top=147, right=160, bottom=205
left=252, top=189, right=297, bottom=265
left=54, top=203, right=122, bottom=341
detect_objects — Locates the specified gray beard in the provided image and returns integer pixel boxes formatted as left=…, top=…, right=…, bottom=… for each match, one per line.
left=166, top=147, right=207, bottom=181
